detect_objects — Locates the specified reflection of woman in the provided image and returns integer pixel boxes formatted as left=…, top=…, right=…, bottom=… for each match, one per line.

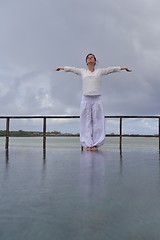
left=56, top=53, right=131, bottom=151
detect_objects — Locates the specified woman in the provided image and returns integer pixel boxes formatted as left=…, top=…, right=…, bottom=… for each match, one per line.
left=56, top=53, right=131, bottom=151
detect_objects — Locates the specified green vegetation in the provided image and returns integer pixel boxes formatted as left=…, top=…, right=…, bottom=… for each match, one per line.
left=0, top=130, right=79, bottom=137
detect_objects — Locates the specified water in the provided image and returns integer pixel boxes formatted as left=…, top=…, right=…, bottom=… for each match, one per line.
left=0, top=136, right=159, bottom=150
left=0, top=137, right=160, bottom=240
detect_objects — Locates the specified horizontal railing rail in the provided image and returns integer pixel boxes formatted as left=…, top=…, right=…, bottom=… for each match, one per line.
left=0, top=115, right=160, bottom=149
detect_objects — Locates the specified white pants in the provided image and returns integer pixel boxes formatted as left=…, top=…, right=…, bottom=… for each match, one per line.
left=80, top=96, right=105, bottom=147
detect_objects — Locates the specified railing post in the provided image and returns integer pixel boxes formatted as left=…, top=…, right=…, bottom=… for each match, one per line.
left=119, top=117, right=122, bottom=149
left=5, top=117, right=10, bottom=149
left=158, top=117, right=160, bottom=150
left=43, top=117, right=46, bottom=150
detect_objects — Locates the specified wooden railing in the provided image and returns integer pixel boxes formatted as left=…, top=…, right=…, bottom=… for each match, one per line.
left=0, top=115, right=160, bottom=149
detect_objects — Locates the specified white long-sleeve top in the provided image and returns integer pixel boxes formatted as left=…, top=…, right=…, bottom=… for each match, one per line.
left=64, top=66, right=121, bottom=96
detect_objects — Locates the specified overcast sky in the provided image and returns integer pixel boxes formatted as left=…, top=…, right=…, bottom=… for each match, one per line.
left=0, top=0, right=160, bottom=133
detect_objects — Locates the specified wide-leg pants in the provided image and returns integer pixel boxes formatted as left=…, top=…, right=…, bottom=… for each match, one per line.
left=80, top=96, right=105, bottom=147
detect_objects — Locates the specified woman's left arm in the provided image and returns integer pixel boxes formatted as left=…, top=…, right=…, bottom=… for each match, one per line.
left=100, top=66, right=132, bottom=75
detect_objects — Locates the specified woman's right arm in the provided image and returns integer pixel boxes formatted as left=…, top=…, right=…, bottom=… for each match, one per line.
left=55, top=66, right=82, bottom=75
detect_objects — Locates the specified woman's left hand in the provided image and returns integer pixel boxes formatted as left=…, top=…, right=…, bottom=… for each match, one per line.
left=121, top=67, right=132, bottom=72
left=125, top=68, right=132, bottom=72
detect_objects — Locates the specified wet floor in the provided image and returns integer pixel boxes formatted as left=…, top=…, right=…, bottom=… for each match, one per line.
left=0, top=142, right=160, bottom=240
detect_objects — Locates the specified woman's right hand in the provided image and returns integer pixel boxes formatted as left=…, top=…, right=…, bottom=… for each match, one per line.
left=55, top=67, right=64, bottom=71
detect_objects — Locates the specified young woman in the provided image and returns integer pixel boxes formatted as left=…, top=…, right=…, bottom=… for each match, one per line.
left=56, top=53, right=131, bottom=151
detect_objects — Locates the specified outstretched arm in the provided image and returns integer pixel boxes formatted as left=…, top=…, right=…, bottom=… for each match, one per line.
left=120, top=67, right=132, bottom=72
left=55, top=66, right=83, bottom=75
left=101, top=66, right=132, bottom=75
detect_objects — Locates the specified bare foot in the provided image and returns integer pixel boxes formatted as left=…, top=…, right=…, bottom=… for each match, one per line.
left=91, top=146, right=98, bottom=151
left=84, top=147, right=92, bottom=151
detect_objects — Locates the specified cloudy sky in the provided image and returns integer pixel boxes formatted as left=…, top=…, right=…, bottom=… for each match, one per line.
left=0, top=0, right=160, bottom=134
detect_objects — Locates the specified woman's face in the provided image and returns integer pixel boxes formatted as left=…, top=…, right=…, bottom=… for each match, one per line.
left=86, top=54, right=96, bottom=65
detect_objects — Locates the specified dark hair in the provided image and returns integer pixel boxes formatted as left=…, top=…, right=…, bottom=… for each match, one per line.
left=85, top=53, right=97, bottom=63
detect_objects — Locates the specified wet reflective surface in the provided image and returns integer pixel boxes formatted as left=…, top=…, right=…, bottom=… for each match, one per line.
left=0, top=138, right=160, bottom=240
